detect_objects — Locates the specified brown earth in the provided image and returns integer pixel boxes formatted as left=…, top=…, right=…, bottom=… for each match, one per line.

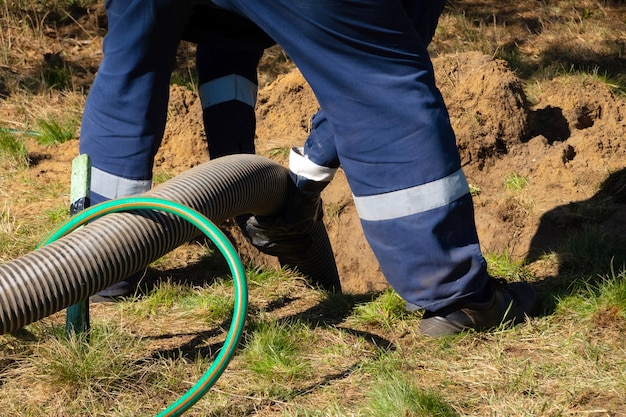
left=16, top=50, right=626, bottom=295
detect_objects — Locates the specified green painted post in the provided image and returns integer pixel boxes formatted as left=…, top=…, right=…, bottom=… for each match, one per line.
left=65, top=154, right=91, bottom=337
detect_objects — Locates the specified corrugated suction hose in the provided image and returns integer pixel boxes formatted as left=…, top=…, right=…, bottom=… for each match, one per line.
left=0, top=154, right=341, bottom=334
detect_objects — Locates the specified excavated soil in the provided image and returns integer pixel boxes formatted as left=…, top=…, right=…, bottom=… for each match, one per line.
left=14, top=51, right=626, bottom=294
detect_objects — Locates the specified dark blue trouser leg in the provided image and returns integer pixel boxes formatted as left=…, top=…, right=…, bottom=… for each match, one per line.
left=80, top=1, right=263, bottom=201
left=80, top=0, right=192, bottom=204
left=79, top=0, right=263, bottom=295
left=196, top=45, right=263, bottom=158
left=211, top=0, right=490, bottom=311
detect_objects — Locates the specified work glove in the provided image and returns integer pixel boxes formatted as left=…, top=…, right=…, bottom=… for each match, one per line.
left=238, top=147, right=342, bottom=292
left=238, top=176, right=323, bottom=257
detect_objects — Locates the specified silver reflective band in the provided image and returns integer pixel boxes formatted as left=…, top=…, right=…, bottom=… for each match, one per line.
left=91, top=167, right=152, bottom=199
left=199, top=74, right=258, bottom=109
left=289, top=147, right=338, bottom=182
left=353, top=169, right=470, bottom=221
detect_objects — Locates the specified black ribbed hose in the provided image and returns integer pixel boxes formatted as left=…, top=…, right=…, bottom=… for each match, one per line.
left=0, top=154, right=340, bottom=334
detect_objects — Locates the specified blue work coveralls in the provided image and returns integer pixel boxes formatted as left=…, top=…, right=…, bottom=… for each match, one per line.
left=81, top=0, right=491, bottom=312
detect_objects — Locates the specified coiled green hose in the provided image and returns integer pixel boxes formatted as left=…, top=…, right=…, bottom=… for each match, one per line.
left=39, top=196, right=248, bottom=417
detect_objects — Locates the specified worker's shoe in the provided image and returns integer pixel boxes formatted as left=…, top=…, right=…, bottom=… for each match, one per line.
left=418, top=278, right=537, bottom=337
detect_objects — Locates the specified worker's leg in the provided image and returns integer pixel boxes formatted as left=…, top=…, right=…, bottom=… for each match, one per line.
left=211, top=0, right=490, bottom=311
left=80, top=0, right=192, bottom=204
left=291, top=0, right=447, bottom=195
left=196, top=45, right=263, bottom=158
left=79, top=0, right=192, bottom=297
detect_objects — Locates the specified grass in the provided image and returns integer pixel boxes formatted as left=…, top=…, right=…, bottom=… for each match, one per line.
left=1, top=323, right=161, bottom=416
left=0, top=232, right=624, bottom=415
left=264, top=146, right=291, bottom=162
left=484, top=250, right=533, bottom=282
left=555, top=267, right=626, bottom=321
left=350, top=288, right=414, bottom=330
left=0, top=203, right=23, bottom=263
left=468, top=183, right=481, bottom=196
left=0, top=1, right=626, bottom=416
left=365, top=373, right=458, bottom=417
left=558, top=224, right=626, bottom=275
left=0, top=129, right=29, bottom=169
left=179, top=282, right=236, bottom=323
left=19, top=325, right=147, bottom=393
left=41, top=58, right=74, bottom=91
left=43, top=205, right=70, bottom=223
left=323, top=198, right=352, bottom=222
left=242, top=319, right=312, bottom=383
left=35, top=117, right=77, bottom=145
left=433, top=0, right=626, bottom=90
left=152, top=171, right=176, bottom=185
left=503, top=173, right=528, bottom=192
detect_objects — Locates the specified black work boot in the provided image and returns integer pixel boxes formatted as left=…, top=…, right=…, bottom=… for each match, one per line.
left=418, top=278, right=538, bottom=337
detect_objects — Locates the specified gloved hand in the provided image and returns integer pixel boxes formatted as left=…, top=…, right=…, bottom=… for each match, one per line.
left=238, top=178, right=323, bottom=257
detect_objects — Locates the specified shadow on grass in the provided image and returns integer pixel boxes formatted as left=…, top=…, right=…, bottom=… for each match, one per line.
left=525, top=168, right=626, bottom=315
left=443, top=0, right=626, bottom=90
left=140, top=289, right=394, bottom=408
left=144, top=290, right=393, bottom=361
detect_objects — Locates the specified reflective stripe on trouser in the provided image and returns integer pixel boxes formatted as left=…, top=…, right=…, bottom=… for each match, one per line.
left=199, top=74, right=257, bottom=108
left=211, top=0, right=490, bottom=311
left=90, top=167, right=152, bottom=205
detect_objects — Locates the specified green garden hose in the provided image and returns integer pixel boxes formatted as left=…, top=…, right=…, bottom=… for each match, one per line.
left=39, top=196, right=248, bottom=417
left=0, top=127, right=40, bottom=136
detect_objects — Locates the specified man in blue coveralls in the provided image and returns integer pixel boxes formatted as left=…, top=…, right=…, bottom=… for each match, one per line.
left=80, top=0, right=538, bottom=337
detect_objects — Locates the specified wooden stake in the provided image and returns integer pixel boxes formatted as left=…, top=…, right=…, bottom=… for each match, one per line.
left=65, top=153, right=91, bottom=337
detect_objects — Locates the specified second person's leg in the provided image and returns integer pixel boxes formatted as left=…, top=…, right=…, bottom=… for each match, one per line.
left=196, top=45, right=263, bottom=158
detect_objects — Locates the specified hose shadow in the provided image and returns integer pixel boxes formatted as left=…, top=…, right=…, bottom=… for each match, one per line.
left=137, top=237, right=233, bottom=293
left=141, top=288, right=395, bottom=411
left=140, top=293, right=308, bottom=363
left=144, top=327, right=228, bottom=363
left=145, top=290, right=394, bottom=363
left=525, top=168, right=626, bottom=315
left=275, top=291, right=397, bottom=350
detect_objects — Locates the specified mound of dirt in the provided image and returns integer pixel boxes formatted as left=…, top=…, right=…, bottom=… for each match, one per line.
left=156, top=87, right=207, bottom=172
left=435, top=52, right=530, bottom=170
left=21, top=51, right=626, bottom=294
